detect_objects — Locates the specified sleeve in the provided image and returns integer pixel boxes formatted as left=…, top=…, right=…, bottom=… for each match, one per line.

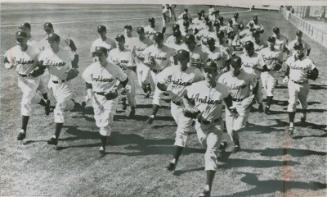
left=257, top=53, right=265, bottom=69
left=308, top=59, right=316, bottom=70
left=90, top=41, right=96, bottom=54
left=156, top=66, right=172, bottom=84
left=185, top=84, right=194, bottom=99
left=217, top=74, right=225, bottom=85
left=218, top=83, right=230, bottom=98
left=4, top=48, right=14, bottom=64
left=82, top=66, right=92, bottom=84
left=113, top=64, right=128, bottom=82
left=107, top=50, right=116, bottom=64
left=193, top=68, right=205, bottom=82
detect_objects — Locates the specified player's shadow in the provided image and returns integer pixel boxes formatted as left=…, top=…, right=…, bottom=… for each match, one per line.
left=272, top=119, right=327, bottom=131
left=173, top=167, right=205, bottom=176
left=219, top=172, right=327, bottom=197
left=292, top=132, right=327, bottom=139
left=136, top=104, right=169, bottom=109
left=269, top=108, right=327, bottom=115
left=113, top=114, right=174, bottom=122
left=219, top=158, right=299, bottom=169
left=310, top=84, right=327, bottom=90
left=242, top=147, right=327, bottom=157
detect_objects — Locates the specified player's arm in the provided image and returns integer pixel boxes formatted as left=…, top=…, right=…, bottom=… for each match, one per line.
left=156, top=67, right=171, bottom=91
left=3, top=49, right=14, bottom=69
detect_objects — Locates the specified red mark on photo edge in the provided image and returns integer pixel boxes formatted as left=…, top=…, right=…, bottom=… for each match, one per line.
left=281, top=131, right=294, bottom=197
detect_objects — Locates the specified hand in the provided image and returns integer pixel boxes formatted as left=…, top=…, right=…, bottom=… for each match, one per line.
left=228, top=106, right=239, bottom=118
left=183, top=107, right=200, bottom=118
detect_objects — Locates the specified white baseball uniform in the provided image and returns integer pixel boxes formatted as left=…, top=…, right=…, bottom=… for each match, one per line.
left=82, top=62, right=127, bottom=136
left=108, top=47, right=137, bottom=108
left=164, top=36, right=188, bottom=51
left=186, top=46, right=207, bottom=69
left=157, top=65, right=203, bottom=147
left=90, top=37, right=116, bottom=55
left=38, top=47, right=75, bottom=123
left=287, top=39, right=311, bottom=56
left=203, top=46, right=230, bottom=74
left=285, top=55, right=316, bottom=112
left=4, top=44, right=43, bottom=116
left=186, top=81, right=229, bottom=171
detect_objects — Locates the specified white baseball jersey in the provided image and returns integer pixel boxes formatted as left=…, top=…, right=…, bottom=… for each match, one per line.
left=191, top=18, right=206, bottom=31
left=287, top=39, right=311, bottom=55
left=259, top=47, right=283, bottom=72
left=239, top=29, right=252, bottom=39
left=144, top=25, right=158, bottom=39
left=186, top=81, right=229, bottom=121
left=273, top=34, right=288, bottom=51
left=285, top=56, right=316, bottom=83
left=108, top=48, right=134, bottom=70
left=5, top=44, right=40, bottom=75
left=203, top=46, right=229, bottom=70
left=131, top=37, right=153, bottom=64
left=157, top=65, right=203, bottom=102
left=240, top=52, right=265, bottom=77
left=82, top=61, right=127, bottom=93
left=38, top=47, right=74, bottom=81
left=125, top=36, right=137, bottom=51
left=164, top=36, right=188, bottom=51
left=187, top=46, right=207, bottom=67
left=142, top=45, right=175, bottom=71
left=90, top=37, right=116, bottom=54
left=218, top=70, right=257, bottom=100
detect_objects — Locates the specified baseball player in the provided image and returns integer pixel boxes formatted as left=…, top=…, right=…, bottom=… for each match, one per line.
left=283, top=43, right=318, bottom=136
left=240, top=41, right=265, bottom=112
left=38, top=33, right=79, bottom=146
left=90, top=25, right=116, bottom=59
left=124, top=25, right=136, bottom=50
left=272, top=26, right=289, bottom=52
left=184, top=34, right=207, bottom=69
left=183, top=61, right=233, bottom=197
left=108, top=34, right=137, bottom=117
left=196, top=20, right=217, bottom=44
left=218, top=56, right=257, bottom=152
left=177, top=8, right=191, bottom=21
left=246, top=16, right=264, bottom=34
left=260, top=36, right=283, bottom=114
left=4, top=31, right=50, bottom=141
left=164, top=28, right=188, bottom=51
left=144, top=17, right=159, bottom=41
left=142, top=32, right=175, bottom=124
left=192, top=11, right=206, bottom=33
left=161, top=4, right=174, bottom=35
left=287, top=30, right=311, bottom=56
left=132, top=27, right=154, bottom=98
left=18, top=22, right=38, bottom=46
left=82, top=47, right=128, bottom=154
left=155, top=50, right=203, bottom=171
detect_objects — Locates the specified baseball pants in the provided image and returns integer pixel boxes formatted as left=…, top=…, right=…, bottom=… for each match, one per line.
left=136, top=62, right=155, bottom=90
left=194, top=120, right=223, bottom=171
left=125, top=69, right=137, bottom=107
left=171, top=102, right=193, bottom=147
left=225, top=100, right=251, bottom=134
left=92, top=94, right=117, bottom=136
left=38, top=70, right=50, bottom=94
left=17, top=76, right=43, bottom=116
left=49, top=80, right=74, bottom=123
left=254, top=79, right=263, bottom=103
left=261, top=71, right=276, bottom=97
left=287, top=80, right=309, bottom=112
left=151, top=70, right=164, bottom=106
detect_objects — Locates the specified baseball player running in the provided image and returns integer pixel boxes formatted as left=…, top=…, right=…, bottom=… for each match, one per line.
left=108, top=34, right=137, bottom=117
left=82, top=47, right=128, bottom=154
left=156, top=50, right=203, bottom=172
left=90, top=25, right=116, bottom=59
left=183, top=61, right=233, bottom=197
left=38, top=33, right=79, bottom=147
left=218, top=56, right=257, bottom=152
left=260, top=36, right=283, bottom=114
left=4, top=31, right=50, bottom=141
left=142, top=32, right=176, bottom=124
left=144, top=17, right=159, bottom=41
left=240, top=41, right=265, bottom=112
left=184, top=34, right=208, bottom=69
left=287, top=30, right=311, bottom=56
left=283, top=43, right=318, bottom=136
left=18, top=22, right=38, bottom=46
left=132, top=27, right=154, bottom=98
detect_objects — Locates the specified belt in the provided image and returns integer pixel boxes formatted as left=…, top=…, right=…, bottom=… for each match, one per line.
left=172, top=100, right=182, bottom=106
left=151, top=68, right=162, bottom=74
left=199, top=118, right=220, bottom=125
left=18, top=73, right=28, bottom=77
left=291, top=80, right=308, bottom=84
left=52, top=80, right=66, bottom=84
left=232, top=97, right=246, bottom=102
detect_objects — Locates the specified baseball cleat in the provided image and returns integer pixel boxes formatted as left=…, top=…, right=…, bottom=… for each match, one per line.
left=47, top=137, right=58, bottom=145
left=264, top=106, right=271, bottom=115
left=129, top=108, right=135, bottom=117
left=99, top=146, right=105, bottom=154
left=17, top=129, right=26, bottom=141
left=146, top=116, right=155, bottom=125
left=44, top=99, right=51, bottom=115
left=287, top=126, right=294, bottom=137
left=166, top=161, right=176, bottom=171
left=199, top=189, right=210, bottom=197
left=258, top=104, right=264, bottom=113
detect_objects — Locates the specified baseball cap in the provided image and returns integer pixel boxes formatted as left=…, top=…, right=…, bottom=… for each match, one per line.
left=172, top=24, right=180, bottom=31
left=217, top=31, right=225, bottom=39
left=173, top=29, right=181, bottom=37
left=115, top=34, right=125, bottom=42
left=213, top=21, right=220, bottom=27
left=267, top=36, right=276, bottom=43
left=219, top=16, right=224, bottom=21
left=148, top=17, right=155, bottom=23
left=227, top=31, right=235, bottom=39
left=203, top=60, right=218, bottom=73
left=244, top=41, right=254, bottom=50
left=16, top=31, right=27, bottom=40
left=207, top=37, right=215, bottom=45
left=184, top=34, right=195, bottom=44
left=136, top=26, right=144, bottom=34
left=234, top=13, right=239, bottom=18
left=293, top=42, right=304, bottom=50
left=44, top=22, right=53, bottom=29
left=183, top=20, right=190, bottom=27
left=253, top=15, right=258, bottom=20
left=153, top=32, right=164, bottom=42
left=175, top=49, right=190, bottom=62
left=230, top=56, right=242, bottom=67
left=273, top=26, right=280, bottom=34
left=124, top=25, right=132, bottom=30
left=296, top=30, right=303, bottom=36
left=47, top=33, right=60, bottom=42
left=18, top=22, right=31, bottom=30
left=97, top=25, right=106, bottom=33
left=249, top=21, right=254, bottom=26
left=93, top=46, right=108, bottom=56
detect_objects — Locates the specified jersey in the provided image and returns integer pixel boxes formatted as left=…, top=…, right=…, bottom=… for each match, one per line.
left=218, top=70, right=257, bottom=100
left=203, top=46, right=229, bottom=71
left=108, top=48, right=134, bottom=70
left=273, top=34, right=288, bottom=51
left=285, top=56, right=316, bottom=83
left=38, top=47, right=74, bottom=81
left=187, top=46, right=207, bottom=68
left=82, top=61, right=127, bottom=93
left=142, top=44, right=175, bottom=71
left=186, top=81, right=229, bottom=121
left=125, top=36, right=138, bottom=51
left=130, top=37, right=153, bottom=65
left=259, top=47, right=283, bottom=72
left=240, top=52, right=265, bottom=77
left=144, top=25, right=158, bottom=40
left=287, top=39, right=311, bottom=55
left=164, top=36, right=188, bottom=51
left=90, top=37, right=116, bottom=55
left=5, top=44, right=40, bottom=75
left=157, top=65, right=203, bottom=102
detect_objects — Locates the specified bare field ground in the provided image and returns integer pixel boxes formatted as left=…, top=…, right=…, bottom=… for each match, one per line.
left=0, top=4, right=326, bottom=197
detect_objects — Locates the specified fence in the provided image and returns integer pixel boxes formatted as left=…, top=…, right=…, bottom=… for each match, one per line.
left=281, top=7, right=327, bottom=48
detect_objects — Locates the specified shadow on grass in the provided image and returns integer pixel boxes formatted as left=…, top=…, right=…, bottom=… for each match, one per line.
left=275, top=84, right=327, bottom=90
left=174, top=167, right=205, bottom=176
left=242, top=147, right=327, bottom=157
left=219, top=158, right=299, bottom=169
left=219, top=172, right=327, bottom=197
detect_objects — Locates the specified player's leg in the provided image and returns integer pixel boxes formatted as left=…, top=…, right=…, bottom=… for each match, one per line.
left=255, top=79, right=264, bottom=112
left=264, top=74, right=276, bottom=114
left=298, top=83, right=309, bottom=124
left=287, top=80, right=300, bottom=135
left=126, top=70, right=137, bottom=117
left=225, top=107, right=236, bottom=148
left=147, top=71, right=161, bottom=124
left=37, top=70, right=51, bottom=115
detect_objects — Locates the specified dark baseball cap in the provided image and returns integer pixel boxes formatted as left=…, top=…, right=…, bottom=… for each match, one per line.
left=175, top=49, right=190, bottom=62
left=93, top=46, right=108, bottom=56
left=219, top=16, right=224, bottom=21
left=18, top=22, right=31, bottom=30
left=213, top=21, right=220, bottom=27
left=97, top=25, right=107, bottom=33
left=267, top=36, right=276, bottom=43
left=153, top=32, right=164, bottom=42
left=124, top=25, right=132, bottom=30
left=16, top=31, right=27, bottom=39
left=148, top=17, right=155, bottom=23
left=47, top=33, right=60, bottom=42
left=44, top=22, right=53, bottom=29
left=234, top=13, right=239, bottom=18
left=273, top=26, right=280, bottom=34
left=183, top=20, right=190, bottom=27
left=293, top=42, right=304, bottom=50
left=217, top=31, right=225, bottom=39
left=115, top=34, right=125, bottom=42
left=136, top=26, right=144, bottom=34
left=244, top=41, right=254, bottom=50
left=172, top=24, right=180, bottom=31
left=173, top=29, right=181, bottom=37
left=203, top=60, right=217, bottom=73
left=296, top=30, right=303, bottom=36
left=230, top=56, right=242, bottom=67
left=184, top=34, right=195, bottom=44
left=207, top=37, right=215, bottom=45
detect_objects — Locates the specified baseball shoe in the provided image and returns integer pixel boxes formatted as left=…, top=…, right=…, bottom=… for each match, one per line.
left=44, top=99, right=51, bottom=115
left=300, top=116, right=306, bottom=125
left=129, top=108, right=135, bottom=117
left=166, top=161, right=176, bottom=171
left=264, top=106, right=271, bottom=115
left=17, top=129, right=26, bottom=141
left=146, top=115, right=155, bottom=125
left=99, top=146, right=105, bottom=155
left=258, top=104, right=264, bottom=113
left=199, top=189, right=210, bottom=197
left=47, top=137, right=58, bottom=145
left=287, top=126, right=294, bottom=137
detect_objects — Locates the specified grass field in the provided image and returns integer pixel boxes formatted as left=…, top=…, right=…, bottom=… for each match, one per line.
left=0, top=3, right=326, bottom=197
